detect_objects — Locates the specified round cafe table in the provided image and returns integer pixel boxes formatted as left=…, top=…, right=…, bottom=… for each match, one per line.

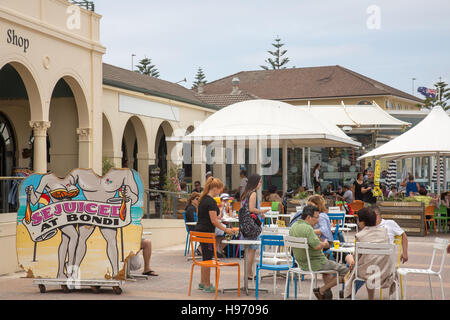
left=330, top=244, right=355, bottom=263
left=221, top=239, right=268, bottom=296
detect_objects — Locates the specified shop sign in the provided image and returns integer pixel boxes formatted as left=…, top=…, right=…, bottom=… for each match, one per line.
left=7, top=29, right=30, bottom=53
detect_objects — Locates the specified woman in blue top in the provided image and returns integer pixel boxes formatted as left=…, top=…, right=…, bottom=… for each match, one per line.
left=404, top=174, right=419, bottom=197
left=307, top=195, right=334, bottom=242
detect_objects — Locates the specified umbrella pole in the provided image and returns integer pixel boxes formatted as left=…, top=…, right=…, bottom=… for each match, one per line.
left=282, top=140, right=287, bottom=194
left=437, top=152, right=441, bottom=205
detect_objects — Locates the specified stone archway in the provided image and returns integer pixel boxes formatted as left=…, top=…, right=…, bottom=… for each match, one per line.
left=0, top=60, right=46, bottom=174
left=121, top=116, right=150, bottom=187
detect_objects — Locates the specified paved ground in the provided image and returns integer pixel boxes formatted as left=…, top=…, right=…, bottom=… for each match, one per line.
left=0, top=232, right=449, bottom=300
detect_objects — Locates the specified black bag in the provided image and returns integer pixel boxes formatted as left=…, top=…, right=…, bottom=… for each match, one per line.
left=238, top=195, right=262, bottom=240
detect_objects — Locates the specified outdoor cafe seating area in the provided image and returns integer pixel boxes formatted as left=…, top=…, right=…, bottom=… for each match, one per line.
left=181, top=195, right=449, bottom=300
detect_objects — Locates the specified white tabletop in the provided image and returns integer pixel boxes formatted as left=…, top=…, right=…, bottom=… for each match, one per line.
left=221, top=217, right=239, bottom=223
left=345, top=214, right=356, bottom=218
left=222, top=239, right=260, bottom=246
left=185, top=222, right=197, bottom=226
left=330, top=243, right=355, bottom=254
left=143, top=231, right=152, bottom=235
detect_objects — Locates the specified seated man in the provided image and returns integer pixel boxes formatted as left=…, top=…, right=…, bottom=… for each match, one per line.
left=289, top=205, right=350, bottom=300
left=372, top=205, right=408, bottom=263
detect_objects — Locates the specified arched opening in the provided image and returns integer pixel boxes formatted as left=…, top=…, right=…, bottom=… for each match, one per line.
left=121, top=116, right=149, bottom=185
left=182, top=125, right=194, bottom=187
left=155, top=121, right=174, bottom=188
left=0, top=62, right=42, bottom=212
left=102, top=113, right=115, bottom=174
left=48, top=78, right=79, bottom=176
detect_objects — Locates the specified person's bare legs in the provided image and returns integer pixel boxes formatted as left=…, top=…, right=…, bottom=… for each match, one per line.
left=367, top=287, right=375, bottom=300
left=319, top=273, right=337, bottom=295
left=201, top=267, right=211, bottom=286
left=141, top=239, right=157, bottom=274
left=247, top=248, right=256, bottom=278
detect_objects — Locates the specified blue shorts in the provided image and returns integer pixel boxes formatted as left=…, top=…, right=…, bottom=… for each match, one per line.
left=242, top=234, right=261, bottom=250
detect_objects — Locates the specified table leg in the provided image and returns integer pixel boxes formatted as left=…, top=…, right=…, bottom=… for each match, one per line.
left=244, top=245, right=249, bottom=295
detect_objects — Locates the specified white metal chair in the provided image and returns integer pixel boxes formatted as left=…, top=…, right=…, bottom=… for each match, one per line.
left=397, top=238, right=448, bottom=300
left=328, top=206, right=341, bottom=213
left=351, top=242, right=399, bottom=300
left=283, top=236, right=340, bottom=300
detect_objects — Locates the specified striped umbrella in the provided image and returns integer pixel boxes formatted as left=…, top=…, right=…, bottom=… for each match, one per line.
left=432, top=156, right=445, bottom=183
left=302, top=161, right=312, bottom=190
left=385, top=160, right=397, bottom=188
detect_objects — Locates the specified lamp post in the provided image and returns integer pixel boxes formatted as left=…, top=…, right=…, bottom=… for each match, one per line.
left=131, top=54, right=136, bottom=71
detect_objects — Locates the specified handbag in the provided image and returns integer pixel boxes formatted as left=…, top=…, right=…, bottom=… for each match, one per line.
left=238, top=195, right=262, bottom=240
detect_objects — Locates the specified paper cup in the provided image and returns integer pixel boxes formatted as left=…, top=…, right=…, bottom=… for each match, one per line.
left=333, top=240, right=340, bottom=249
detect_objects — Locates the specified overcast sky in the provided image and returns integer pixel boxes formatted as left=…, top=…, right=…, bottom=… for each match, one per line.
left=94, top=0, right=450, bottom=95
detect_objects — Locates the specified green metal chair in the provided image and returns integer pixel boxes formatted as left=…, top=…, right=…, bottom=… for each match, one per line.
left=434, top=205, right=449, bottom=233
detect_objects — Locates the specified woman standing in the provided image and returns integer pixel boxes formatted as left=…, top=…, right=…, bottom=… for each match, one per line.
left=195, top=177, right=234, bottom=293
left=354, top=172, right=371, bottom=202
left=313, top=164, right=321, bottom=191
left=239, top=174, right=270, bottom=280
left=405, top=174, right=420, bottom=197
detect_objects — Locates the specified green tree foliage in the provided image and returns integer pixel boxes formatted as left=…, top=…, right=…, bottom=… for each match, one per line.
left=191, top=67, right=207, bottom=89
left=419, top=81, right=450, bottom=111
left=260, top=36, right=290, bottom=70
left=135, top=57, right=160, bottom=78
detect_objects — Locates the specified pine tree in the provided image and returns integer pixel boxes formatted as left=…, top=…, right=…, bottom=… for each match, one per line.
left=191, top=67, right=207, bottom=89
left=260, top=36, right=290, bottom=70
left=135, top=57, right=160, bottom=78
left=419, top=81, right=450, bottom=111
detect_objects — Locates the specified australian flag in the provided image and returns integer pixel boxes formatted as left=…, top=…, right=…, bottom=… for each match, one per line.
left=417, top=86, right=437, bottom=99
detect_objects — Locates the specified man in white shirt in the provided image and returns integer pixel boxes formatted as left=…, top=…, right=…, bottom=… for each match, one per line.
left=373, top=206, right=408, bottom=263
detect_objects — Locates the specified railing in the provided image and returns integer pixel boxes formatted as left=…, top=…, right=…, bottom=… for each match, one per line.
left=69, top=0, right=95, bottom=11
left=144, top=189, right=190, bottom=219
left=0, top=177, right=26, bottom=214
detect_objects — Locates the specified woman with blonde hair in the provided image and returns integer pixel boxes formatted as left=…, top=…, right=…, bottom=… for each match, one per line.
left=307, top=195, right=334, bottom=243
left=195, top=177, right=235, bottom=293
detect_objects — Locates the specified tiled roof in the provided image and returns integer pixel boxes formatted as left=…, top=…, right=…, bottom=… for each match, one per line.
left=102, top=63, right=219, bottom=110
left=201, top=65, right=423, bottom=103
left=194, top=91, right=259, bottom=108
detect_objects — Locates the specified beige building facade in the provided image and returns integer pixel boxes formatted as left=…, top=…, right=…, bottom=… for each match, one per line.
left=0, top=0, right=217, bottom=275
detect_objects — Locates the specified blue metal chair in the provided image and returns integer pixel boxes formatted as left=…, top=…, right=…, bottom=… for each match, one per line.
left=183, top=210, right=197, bottom=256
left=255, top=234, right=294, bottom=299
left=328, top=212, right=345, bottom=241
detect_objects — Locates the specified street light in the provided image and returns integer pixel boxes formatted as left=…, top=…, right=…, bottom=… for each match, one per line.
left=176, top=78, right=187, bottom=84
left=131, top=54, right=136, bottom=71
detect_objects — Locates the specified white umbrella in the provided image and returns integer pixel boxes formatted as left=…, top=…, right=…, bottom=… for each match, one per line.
left=168, top=99, right=361, bottom=196
left=358, top=106, right=450, bottom=197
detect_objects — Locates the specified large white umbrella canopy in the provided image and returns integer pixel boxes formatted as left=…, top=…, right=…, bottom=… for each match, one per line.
left=167, top=99, right=360, bottom=195
left=358, top=106, right=450, bottom=160
left=167, top=99, right=361, bottom=148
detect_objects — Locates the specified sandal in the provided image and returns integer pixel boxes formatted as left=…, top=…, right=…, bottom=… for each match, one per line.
left=142, top=270, right=159, bottom=276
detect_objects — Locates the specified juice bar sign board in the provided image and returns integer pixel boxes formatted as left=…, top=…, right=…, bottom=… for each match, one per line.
left=7, top=29, right=30, bottom=53
left=16, top=168, right=144, bottom=281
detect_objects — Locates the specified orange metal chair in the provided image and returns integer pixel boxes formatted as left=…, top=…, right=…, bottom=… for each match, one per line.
left=424, top=205, right=437, bottom=235
left=188, top=232, right=240, bottom=299
left=261, top=201, right=272, bottom=208
left=350, top=200, right=364, bottom=213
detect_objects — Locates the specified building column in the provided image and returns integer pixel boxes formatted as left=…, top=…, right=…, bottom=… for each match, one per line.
left=77, top=127, right=93, bottom=169
left=282, top=140, right=288, bottom=194
left=103, top=150, right=123, bottom=169
left=167, top=141, right=183, bottom=168
left=30, top=121, right=51, bottom=174
left=192, top=141, right=206, bottom=187
left=213, top=146, right=226, bottom=183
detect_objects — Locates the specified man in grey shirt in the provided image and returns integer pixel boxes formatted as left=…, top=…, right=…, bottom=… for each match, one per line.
left=342, top=185, right=353, bottom=204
